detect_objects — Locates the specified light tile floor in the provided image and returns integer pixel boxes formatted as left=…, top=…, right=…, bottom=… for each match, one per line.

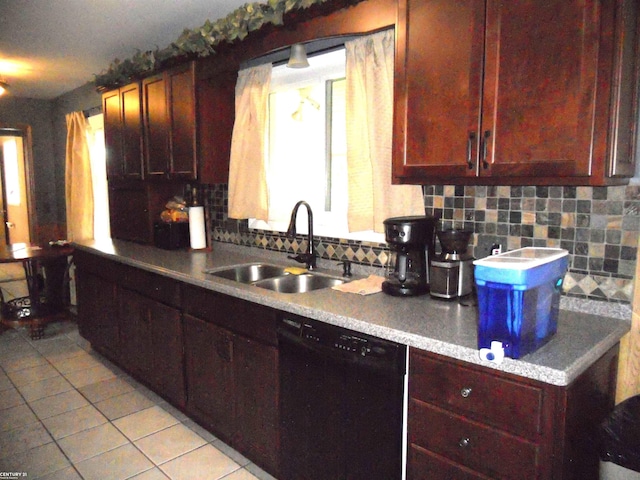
left=0, top=319, right=278, bottom=480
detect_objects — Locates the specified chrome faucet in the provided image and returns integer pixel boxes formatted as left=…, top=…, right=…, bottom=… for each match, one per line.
left=286, top=200, right=316, bottom=270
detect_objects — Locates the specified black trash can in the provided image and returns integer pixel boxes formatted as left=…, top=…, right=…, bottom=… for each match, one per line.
left=599, top=395, right=640, bottom=479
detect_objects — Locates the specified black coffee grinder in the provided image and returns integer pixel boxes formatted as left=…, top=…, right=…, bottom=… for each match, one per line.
left=382, top=215, right=437, bottom=296
left=429, top=229, right=475, bottom=299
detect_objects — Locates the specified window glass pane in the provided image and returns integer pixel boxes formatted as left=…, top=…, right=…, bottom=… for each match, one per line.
left=250, top=47, right=384, bottom=243
left=328, top=78, right=347, bottom=223
left=267, top=83, right=327, bottom=229
left=253, top=48, right=348, bottom=235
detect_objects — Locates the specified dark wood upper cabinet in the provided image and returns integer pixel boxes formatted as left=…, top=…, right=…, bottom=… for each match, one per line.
left=143, top=61, right=197, bottom=180
left=108, top=180, right=184, bottom=244
left=196, top=61, right=237, bottom=185
left=394, top=0, right=640, bottom=186
left=103, top=89, right=122, bottom=180
left=103, top=82, right=143, bottom=180
left=142, top=74, right=169, bottom=177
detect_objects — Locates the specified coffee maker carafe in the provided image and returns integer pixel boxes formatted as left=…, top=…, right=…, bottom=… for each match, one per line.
left=430, top=229, right=474, bottom=299
left=382, top=216, right=437, bottom=296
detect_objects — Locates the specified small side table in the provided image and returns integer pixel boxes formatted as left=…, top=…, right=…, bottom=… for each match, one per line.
left=0, top=243, right=74, bottom=339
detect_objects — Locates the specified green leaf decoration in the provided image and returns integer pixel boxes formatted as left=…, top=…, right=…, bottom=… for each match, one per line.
left=95, top=0, right=365, bottom=90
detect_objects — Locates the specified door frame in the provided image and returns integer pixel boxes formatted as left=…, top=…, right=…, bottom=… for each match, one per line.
left=0, top=124, right=37, bottom=245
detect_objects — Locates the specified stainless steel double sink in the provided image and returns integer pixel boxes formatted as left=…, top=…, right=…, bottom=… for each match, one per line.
left=206, top=263, right=348, bottom=293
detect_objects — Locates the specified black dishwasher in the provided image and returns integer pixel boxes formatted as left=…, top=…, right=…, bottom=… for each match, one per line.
left=277, top=315, right=406, bottom=480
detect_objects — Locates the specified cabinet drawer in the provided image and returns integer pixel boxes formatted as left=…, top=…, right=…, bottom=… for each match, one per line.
left=409, top=350, right=545, bottom=438
left=74, top=250, right=123, bottom=283
left=182, top=284, right=277, bottom=345
left=119, top=265, right=181, bottom=308
left=408, top=444, right=491, bottom=480
left=409, top=399, right=541, bottom=479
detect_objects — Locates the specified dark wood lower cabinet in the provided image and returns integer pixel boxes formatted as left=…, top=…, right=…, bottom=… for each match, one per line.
left=233, top=333, right=279, bottom=470
left=75, top=251, right=121, bottom=361
left=150, top=301, right=186, bottom=408
left=409, top=445, right=492, bottom=480
left=183, top=313, right=236, bottom=440
left=117, top=286, right=186, bottom=408
left=182, top=285, right=280, bottom=476
left=76, top=254, right=280, bottom=477
left=408, top=347, right=619, bottom=479
left=119, top=288, right=153, bottom=380
left=76, top=250, right=619, bottom=480
left=75, top=252, right=186, bottom=409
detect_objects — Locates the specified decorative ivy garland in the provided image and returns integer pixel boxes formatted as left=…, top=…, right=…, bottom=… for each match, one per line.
left=94, top=0, right=360, bottom=90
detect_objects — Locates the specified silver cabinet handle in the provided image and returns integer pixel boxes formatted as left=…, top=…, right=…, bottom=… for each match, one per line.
left=460, top=387, right=472, bottom=398
left=467, top=132, right=476, bottom=170
left=481, top=130, right=491, bottom=169
left=459, top=437, right=471, bottom=448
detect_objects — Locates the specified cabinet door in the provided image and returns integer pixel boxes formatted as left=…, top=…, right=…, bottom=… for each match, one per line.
left=75, top=269, right=119, bottom=360
left=184, top=314, right=236, bottom=441
left=168, top=65, right=197, bottom=179
left=196, top=70, right=236, bottom=184
left=108, top=184, right=151, bottom=244
left=605, top=0, right=640, bottom=179
left=150, top=301, right=185, bottom=408
left=480, top=0, right=600, bottom=179
left=393, top=0, right=485, bottom=182
left=121, top=83, right=143, bottom=179
left=103, top=90, right=123, bottom=179
left=143, top=74, right=170, bottom=178
left=234, top=335, right=279, bottom=474
left=104, top=84, right=143, bottom=180
left=119, top=288, right=153, bottom=379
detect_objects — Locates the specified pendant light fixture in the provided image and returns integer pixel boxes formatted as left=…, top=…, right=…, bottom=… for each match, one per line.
left=0, top=77, right=9, bottom=96
left=287, top=43, right=310, bottom=69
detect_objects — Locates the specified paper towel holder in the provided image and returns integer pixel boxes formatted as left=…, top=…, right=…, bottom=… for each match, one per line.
left=188, top=186, right=210, bottom=251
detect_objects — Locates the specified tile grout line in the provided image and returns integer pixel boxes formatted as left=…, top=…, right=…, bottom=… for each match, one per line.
left=30, top=329, right=186, bottom=479
left=2, top=327, right=158, bottom=479
left=0, top=334, right=84, bottom=479
left=2, top=324, right=271, bottom=480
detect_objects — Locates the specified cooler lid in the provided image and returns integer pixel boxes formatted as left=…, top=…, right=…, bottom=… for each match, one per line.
left=473, top=247, right=568, bottom=270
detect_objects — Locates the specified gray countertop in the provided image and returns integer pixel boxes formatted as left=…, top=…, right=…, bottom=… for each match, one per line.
left=73, top=239, right=631, bottom=387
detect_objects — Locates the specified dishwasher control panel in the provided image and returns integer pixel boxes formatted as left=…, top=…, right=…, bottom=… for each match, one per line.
left=336, top=334, right=377, bottom=357
left=278, top=315, right=405, bottom=369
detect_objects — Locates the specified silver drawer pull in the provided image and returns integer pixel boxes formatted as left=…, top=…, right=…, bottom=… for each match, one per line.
left=459, top=437, right=471, bottom=448
left=460, top=387, right=472, bottom=398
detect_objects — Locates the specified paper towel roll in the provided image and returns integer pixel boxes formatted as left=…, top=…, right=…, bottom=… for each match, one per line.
left=188, top=206, right=207, bottom=250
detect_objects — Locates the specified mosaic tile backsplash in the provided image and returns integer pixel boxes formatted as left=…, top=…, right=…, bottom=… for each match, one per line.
left=202, top=183, right=640, bottom=304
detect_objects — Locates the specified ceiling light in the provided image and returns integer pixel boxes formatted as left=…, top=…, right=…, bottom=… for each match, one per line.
left=0, top=79, right=8, bottom=96
left=287, top=44, right=310, bottom=69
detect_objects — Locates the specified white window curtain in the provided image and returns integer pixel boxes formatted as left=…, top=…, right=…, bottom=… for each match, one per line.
left=65, top=111, right=94, bottom=241
left=85, top=114, right=110, bottom=240
left=345, top=29, right=424, bottom=233
left=228, top=63, right=272, bottom=221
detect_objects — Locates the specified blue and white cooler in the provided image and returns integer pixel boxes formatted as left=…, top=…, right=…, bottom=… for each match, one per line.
left=473, top=247, right=569, bottom=359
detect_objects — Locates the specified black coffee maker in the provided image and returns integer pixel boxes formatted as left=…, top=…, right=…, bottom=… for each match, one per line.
left=382, top=215, right=437, bottom=296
